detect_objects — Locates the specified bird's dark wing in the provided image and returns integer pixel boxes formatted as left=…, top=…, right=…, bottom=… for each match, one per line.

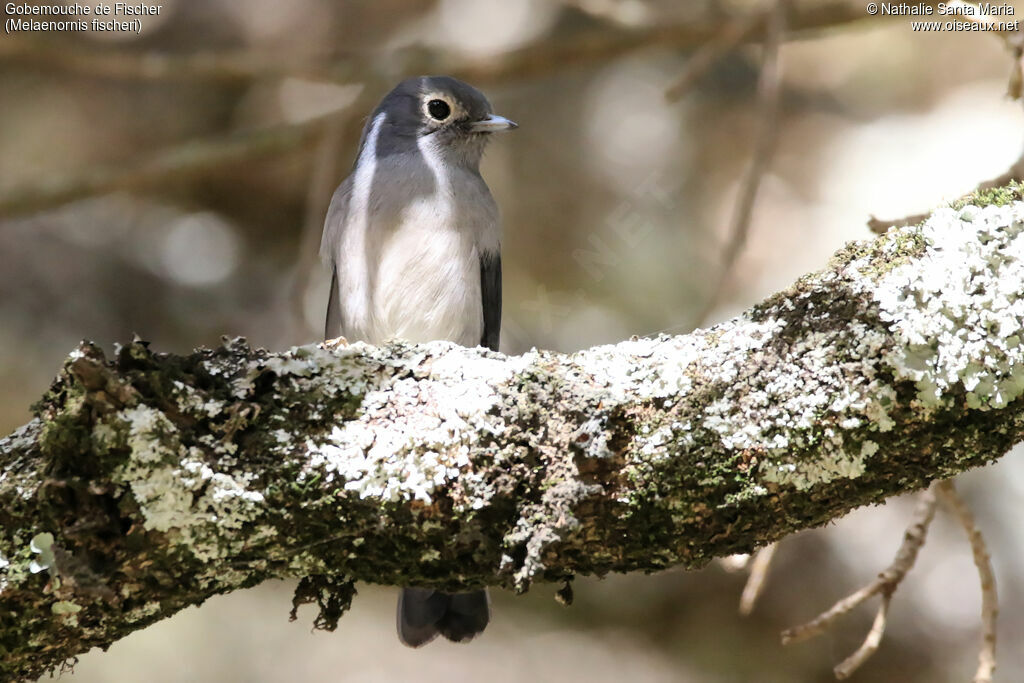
left=325, top=269, right=342, bottom=340
left=479, top=250, right=501, bottom=351
left=321, top=180, right=352, bottom=340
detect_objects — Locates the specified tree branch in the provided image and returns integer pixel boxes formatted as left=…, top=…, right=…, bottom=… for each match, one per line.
left=0, top=2, right=931, bottom=86
left=781, top=483, right=939, bottom=675
left=3, top=197, right=1024, bottom=679
left=0, top=0, right=940, bottom=219
left=0, top=115, right=329, bottom=218
left=935, top=480, right=999, bottom=683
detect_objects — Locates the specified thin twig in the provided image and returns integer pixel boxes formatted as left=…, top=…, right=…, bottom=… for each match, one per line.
left=868, top=7, right=1024, bottom=234
left=283, top=112, right=351, bottom=346
left=867, top=151, right=1024, bottom=234
left=558, top=0, right=651, bottom=27
left=694, top=0, right=786, bottom=326
left=866, top=210, right=930, bottom=234
left=0, top=1, right=943, bottom=219
left=739, top=542, right=777, bottom=615
left=665, top=9, right=765, bottom=102
left=782, top=483, right=938, bottom=647
left=783, top=582, right=877, bottom=645
left=0, top=116, right=331, bottom=218
left=0, top=3, right=931, bottom=86
left=935, top=480, right=998, bottom=683
left=946, top=0, right=1021, bottom=36
left=834, top=593, right=891, bottom=679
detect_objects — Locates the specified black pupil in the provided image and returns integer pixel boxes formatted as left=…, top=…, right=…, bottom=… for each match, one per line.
left=428, top=99, right=450, bottom=120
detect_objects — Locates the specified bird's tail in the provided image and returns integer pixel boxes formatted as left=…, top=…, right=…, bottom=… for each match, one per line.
left=397, top=588, right=490, bottom=647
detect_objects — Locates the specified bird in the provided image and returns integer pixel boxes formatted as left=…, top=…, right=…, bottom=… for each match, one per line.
left=319, top=76, right=517, bottom=647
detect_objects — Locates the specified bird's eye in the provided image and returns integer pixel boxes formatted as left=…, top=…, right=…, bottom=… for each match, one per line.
left=427, top=99, right=451, bottom=121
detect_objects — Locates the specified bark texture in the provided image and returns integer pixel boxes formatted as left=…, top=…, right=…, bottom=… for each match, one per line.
left=3, top=196, right=1024, bottom=680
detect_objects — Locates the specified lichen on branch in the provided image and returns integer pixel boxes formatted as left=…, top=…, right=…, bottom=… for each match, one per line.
left=2, top=199, right=1024, bottom=681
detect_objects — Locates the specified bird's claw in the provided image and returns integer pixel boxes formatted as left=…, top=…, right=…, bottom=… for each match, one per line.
left=323, top=336, right=349, bottom=349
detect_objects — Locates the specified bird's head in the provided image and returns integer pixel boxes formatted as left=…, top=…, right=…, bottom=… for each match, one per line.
left=365, top=75, right=517, bottom=169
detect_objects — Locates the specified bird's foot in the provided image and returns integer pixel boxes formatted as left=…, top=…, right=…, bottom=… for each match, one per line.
left=323, top=336, right=349, bottom=349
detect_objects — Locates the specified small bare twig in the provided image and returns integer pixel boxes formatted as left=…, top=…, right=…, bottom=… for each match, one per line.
left=868, top=3, right=1024, bottom=235
left=782, top=483, right=939, bottom=678
left=558, top=0, right=651, bottom=27
left=834, top=594, right=890, bottom=679
left=0, top=1, right=943, bottom=219
left=867, top=152, right=1024, bottom=234
left=739, top=542, right=777, bottom=615
left=665, top=9, right=765, bottom=102
left=935, top=480, right=998, bottom=683
left=0, top=116, right=331, bottom=218
left=866, top=211, right=930, bottom=235
left=694, top=0, right=786, bottom=326
left=947, top=0, right=1021, bottom=36
left=0, top=3, right=933, bottom=87
left=282, top=111, right=351, bottom=345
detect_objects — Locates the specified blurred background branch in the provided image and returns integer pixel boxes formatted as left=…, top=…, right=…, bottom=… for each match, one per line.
left=0, top=1, right=937, bottom=222
left=693, top=0, right=785, bottom=326
left=782, top=485, right=940, bottom=677
left=0, top=2, right=935, bottom=86
left=0, top=114, right=328, bottom=217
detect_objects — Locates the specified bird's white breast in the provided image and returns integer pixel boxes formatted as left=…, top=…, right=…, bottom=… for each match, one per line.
left=332, top=120, right=498, bottom=347
left=370, top=203, right=482, bottom=346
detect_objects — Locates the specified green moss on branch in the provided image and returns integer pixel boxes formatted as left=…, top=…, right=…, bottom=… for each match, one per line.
left=3, top=198, right=1024, bottom=681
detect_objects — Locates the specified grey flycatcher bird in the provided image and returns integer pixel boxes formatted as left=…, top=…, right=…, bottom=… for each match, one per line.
left=319, top=76, right=516, bottom=647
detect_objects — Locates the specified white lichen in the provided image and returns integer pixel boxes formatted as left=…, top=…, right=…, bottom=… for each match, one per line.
left=171, top=380, right=226, bottom=418
left=20, top=204, right=1014, bottom=583
left=856, top=203, right=1024, bottom=411
left=124, top=600, right=162, bottom=623
left=29, top=532, right=55, bottom=574
left=51, top=600, right=82, bottom=627
left=122, top=406, right=177, bottom=464
left=751, top=202, right=1024, bottom=489
left=305, top=342, right=521, bottom=508
left=560, top=202, right=1024, bottom=494
left=572, top=333, right=706, bottom=403
left=111, top=408, right=266, bottom=562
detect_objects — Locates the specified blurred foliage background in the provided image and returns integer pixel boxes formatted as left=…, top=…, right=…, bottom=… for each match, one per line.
left=3, top=0, right=1024, bottom=681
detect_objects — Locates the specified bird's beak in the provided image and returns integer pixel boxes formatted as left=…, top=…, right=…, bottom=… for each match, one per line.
left=468, top=114, right=518, bottom=133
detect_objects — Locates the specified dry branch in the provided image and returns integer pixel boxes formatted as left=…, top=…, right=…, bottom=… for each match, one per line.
left=936, top=480, right=998, bottom=683
left=0, top=116, right=328, bottom=218
left=782, top=485, right=940, bottom=677
left=694, top=0, right=786, bottom=326
left=2, top=196, right=1024, bottom=679
left=738, top=542, right=777, bottom=616
left=0, top=2, right=935, bottom=86
left=0, top=0, right=944, bottom=219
